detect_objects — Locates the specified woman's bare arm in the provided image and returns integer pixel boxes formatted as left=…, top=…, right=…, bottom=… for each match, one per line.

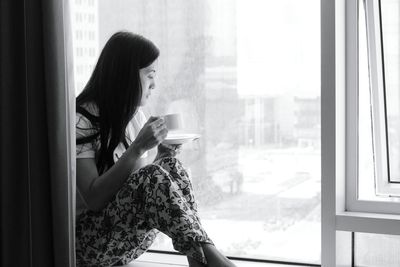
left=77, top=116, right=168, bottom=212
left=76, top=144, right=146, bottom=211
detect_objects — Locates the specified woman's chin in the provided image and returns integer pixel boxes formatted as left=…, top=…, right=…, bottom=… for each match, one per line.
left=140, top=95, right=151, bottom=106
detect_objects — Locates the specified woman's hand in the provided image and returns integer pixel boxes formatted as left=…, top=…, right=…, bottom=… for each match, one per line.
left=154, top=143, right=182, bottom=161
left=130, top=116, right=168, bottom=156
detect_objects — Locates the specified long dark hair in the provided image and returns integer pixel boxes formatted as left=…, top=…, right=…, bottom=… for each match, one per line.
left=76, top=31, right=159, bottom=174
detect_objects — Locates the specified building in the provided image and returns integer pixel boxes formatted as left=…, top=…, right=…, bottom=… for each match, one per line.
left=294, top=96, right=320, bottom=148
left=240, top=95, right=320, bottom=148
left=70, top=0, right=99, bottom=95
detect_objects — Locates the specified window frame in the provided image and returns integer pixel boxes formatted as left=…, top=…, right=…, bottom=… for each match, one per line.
left=346, top=0, right=400, bottom=214
left=70, top=1, right=323, bottom=265
left=364, top=0, right=400, bottom=196
left=321, top=0, right=400, bottom=265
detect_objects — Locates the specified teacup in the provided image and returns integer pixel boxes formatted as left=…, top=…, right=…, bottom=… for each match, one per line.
left=162, top=113, right=182, bottom=130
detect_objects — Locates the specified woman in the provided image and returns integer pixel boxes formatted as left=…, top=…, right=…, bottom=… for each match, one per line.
left=75, top=31, right=235, bottom=267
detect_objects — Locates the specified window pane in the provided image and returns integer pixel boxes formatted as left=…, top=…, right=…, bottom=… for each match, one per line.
left=381, top=0, right=400, bottom=182
left=355, top=232, right=400, bottom=267
left=72, top=0, right=321, bottom=263
left=358, top=0, right=377, bottom=200
left=359, top=0, right=400, bottom=199
left=358, top=0, right=400, bottom=200
left=70, top=1, right=99, bottom=95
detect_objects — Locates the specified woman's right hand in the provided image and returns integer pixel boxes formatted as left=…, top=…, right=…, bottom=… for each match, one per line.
left=130, top=116, right=168, bottom=156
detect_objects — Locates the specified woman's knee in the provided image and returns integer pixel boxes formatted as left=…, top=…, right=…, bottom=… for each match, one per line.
left=140, top=163, right=172, bottom=184
left=154, top=156, right=181, bottom=167
left=128, top=163, right=188, bottom=198
left=131, top=162, right=165, bottom=176
left=154, top=157, right=187, bottom=175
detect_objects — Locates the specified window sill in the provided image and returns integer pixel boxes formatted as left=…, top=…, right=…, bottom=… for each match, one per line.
left=121, top=252, right=313, bottom=267
left=336, top=211, right=400, bottom=235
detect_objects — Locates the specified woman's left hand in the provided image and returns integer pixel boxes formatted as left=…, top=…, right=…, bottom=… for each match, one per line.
left=154, top=143, right=182, bottom=161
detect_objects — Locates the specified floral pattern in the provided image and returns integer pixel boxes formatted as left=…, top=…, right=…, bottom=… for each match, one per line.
left=76, top=157, right=213, bottom=267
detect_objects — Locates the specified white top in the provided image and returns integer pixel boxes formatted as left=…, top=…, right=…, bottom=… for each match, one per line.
left=75, top=102, right=150, bottom=217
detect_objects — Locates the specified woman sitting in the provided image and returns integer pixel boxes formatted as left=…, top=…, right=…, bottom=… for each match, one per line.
left=75, top=31, right=236, bottom=267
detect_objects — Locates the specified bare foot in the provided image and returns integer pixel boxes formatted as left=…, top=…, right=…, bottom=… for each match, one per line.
left=201, top=243, right=236, bottom=267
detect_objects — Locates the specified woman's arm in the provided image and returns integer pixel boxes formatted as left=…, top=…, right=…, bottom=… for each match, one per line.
left=77, top=116, right=168, bottom=212
left=77, top=144, right=145, bottom=212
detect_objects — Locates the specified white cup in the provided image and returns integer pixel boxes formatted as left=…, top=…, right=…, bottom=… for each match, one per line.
left=162, top=113, right=182, bottom=130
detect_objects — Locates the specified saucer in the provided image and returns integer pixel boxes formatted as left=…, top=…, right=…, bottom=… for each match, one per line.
left=163, top=133, right=201, bottom=145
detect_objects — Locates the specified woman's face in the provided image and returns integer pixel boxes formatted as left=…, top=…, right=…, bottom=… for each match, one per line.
left=139, top=60, right=157, bottom=106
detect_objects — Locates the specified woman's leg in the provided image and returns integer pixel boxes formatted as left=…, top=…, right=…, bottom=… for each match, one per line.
left=76, top=160, right=212, bottom=266
left=153, top=157, right=236, bottom=267
left=153, top=157, right=198, bottom=213
left=76, top=204, right=159, bottom=267
left=187, top=256, right=207, bottom=267
left=154, top=157, right=207, bottom=267
left=128, top=161, right=213, bottom=264
left=201, top=243, right=237, bottom=267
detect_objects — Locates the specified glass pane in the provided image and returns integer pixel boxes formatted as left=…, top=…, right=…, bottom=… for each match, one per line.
left=358, top=0, right=377, bottom=200
left=70, top=0, right=99, bottom=95
left=355, top=232, right=400, bottom=267
left=381, top=0, right=400, bottom=182
left=71, top=0, right=321, bottom=263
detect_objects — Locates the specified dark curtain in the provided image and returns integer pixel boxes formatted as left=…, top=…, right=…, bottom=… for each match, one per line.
left=0, top=0, right=76, bottom=266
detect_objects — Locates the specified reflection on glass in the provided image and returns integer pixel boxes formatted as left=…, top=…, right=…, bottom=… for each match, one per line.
left=381, top=0, right=400, bottom=182
left=71, top=0, right=321, bottom=263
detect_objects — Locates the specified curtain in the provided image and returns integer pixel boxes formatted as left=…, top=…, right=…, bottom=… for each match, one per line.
left=0, top=0, right=76, bottom=266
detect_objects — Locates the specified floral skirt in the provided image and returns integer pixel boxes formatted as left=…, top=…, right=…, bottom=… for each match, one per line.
left=75, top=157, right=213, bottom=267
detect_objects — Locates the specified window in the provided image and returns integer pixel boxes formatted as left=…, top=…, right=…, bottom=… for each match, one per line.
left=321, top=0, right=400, bottom=265
left=71, top=0, right=321, bottom=265
left=345, top=0, right=400, bottom=215
left=70, top=1, right=98, bottom=96
left=355, top=232, right=400, bottom=266
left=365, top=0, right=400, bottom=196
left=354, top=0, right=400, bottom=207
